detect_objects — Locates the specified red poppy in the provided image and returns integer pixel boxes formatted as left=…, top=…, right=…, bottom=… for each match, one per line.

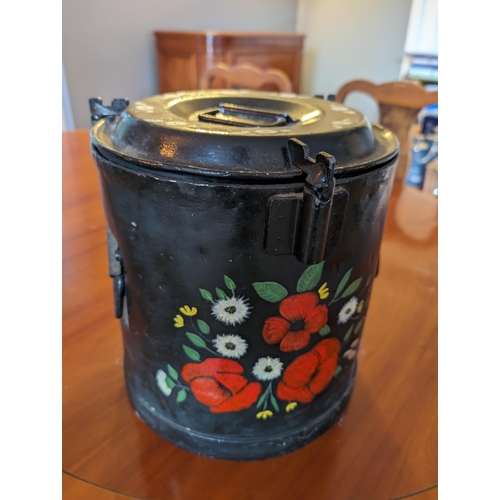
left=262, top=292, right=328, bottom=352
left=182, top=358, right=261, bottom=413
left=277, top=338, right=340, bottom=403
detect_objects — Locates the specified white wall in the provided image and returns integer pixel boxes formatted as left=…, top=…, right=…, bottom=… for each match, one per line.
left=296, top=0, right=412, bottom=122
left=63, top=0, right=298, bottom=129
left=404, top=0, right=438, bottom=55
left=62, top=62, right=74, bottom=132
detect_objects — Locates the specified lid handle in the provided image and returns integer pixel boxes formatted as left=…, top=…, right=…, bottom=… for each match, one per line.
left=198, top=102, right=297, bottom=128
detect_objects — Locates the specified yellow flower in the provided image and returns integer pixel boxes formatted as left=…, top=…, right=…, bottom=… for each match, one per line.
left=318, top=282, right=329, bottom=300
left=286, top=402, right=298, bottom=413
left=256, top=410, right=273, bottom=420
left=179, top=305, right=197, bottom=316
left=174, top=314, right=184, bottom=328
left=357, top=300, right=365, bottom=313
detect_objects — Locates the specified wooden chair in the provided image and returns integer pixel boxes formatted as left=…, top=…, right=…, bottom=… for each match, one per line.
left=335, top=80, right=438, bottom=184
left=200, top=63, right=293, bottom=93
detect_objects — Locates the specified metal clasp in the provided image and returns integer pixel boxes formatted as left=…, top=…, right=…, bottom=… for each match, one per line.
left=106, top=227, right=125, bottom=318
left=89, top=97, right=129, bottom=125
left=288, top=139, right=336, bottom=264
left=265, top=138, right=348, bottom=265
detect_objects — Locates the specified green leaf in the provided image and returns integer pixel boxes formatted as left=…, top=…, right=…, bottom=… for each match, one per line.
left=167, top=365, right=179, bottom=381
left=354, top=317, right=365, bottom=335
left=197, top=319, right=210, bottom=334
left=366, top=273, right=372, bottom=288
left=319, top=325, right=331, bottom=336
left=340, top=277, right=362, bottom=298
left=334, top=268, right=352, bottom=299
left=224, top=275, right=236, bottom=291
left=252, top=282, right=288, bottom=303
left=176, top=389, right=187, bottom=403
left=343, top=324, right=354, bottom=342
left=296, top=261, right=325, bottom=293
left=334, top=366, right=343, bottom=377
left=186, top=332, right=207, bottom=348
left=256, top=391, right=267, bottom=409
left=182, top=345, right=201, bottom=361
left=270, top=394, right=280, bottom=413
left=165, top=376, right=175, bottom=389
left=216, top=287, right=227, bottom=299
left=199, top=288, right=213, bottom=301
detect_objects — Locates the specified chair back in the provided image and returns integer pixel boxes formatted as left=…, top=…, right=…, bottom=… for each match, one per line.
left=336, top=80, right=438, bottom=184
left=200, top=63, right=293, bottom=93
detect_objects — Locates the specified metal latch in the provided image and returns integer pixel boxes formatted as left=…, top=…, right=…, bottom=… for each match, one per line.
left=106, top=227, right=125, bottom=318
left=89, top=97, right=129, bottom=125
left=265, top=138, right=349, bottom=265
left=198, top=103, right=298, bottom=127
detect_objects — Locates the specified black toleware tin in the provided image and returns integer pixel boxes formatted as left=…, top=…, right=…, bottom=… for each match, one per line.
left=89, top=90, right=398, bottom=461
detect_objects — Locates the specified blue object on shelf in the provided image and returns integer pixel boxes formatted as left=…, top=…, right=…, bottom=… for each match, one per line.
left=406, top=104, right=438, bottom=189
left=420, top=103, right=438, bottom=135
left=406, top=138, right=436, bottom=189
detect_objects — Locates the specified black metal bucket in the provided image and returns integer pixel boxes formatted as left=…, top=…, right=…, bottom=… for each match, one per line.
left=89, top=90, right=398, bottom=460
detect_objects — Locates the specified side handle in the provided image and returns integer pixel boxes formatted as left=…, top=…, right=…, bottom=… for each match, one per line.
left=107, top=227, right=125, bottom=318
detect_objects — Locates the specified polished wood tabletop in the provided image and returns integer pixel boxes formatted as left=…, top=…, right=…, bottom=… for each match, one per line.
left=62, top=130, right=438, bottom=500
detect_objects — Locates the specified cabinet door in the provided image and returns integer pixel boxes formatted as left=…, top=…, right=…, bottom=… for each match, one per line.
left=228, top=52, right=302, bottom=92
left=156, top=33, right=304, bottom=93
left=157, top=50, right=198, bottom=93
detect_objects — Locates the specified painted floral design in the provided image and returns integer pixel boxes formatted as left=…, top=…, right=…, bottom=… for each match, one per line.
left=256, top=410, right=273, bottom=420
left=156, top=365, right=188, bottom=402
left=262, top=292, right=328, bottom=352
left=344, top=338, right=360, bottom=360
left=182, top=358, right=261, bottom=413
left=174, top=304, right=198, bottom=328
left=212, top=296, right=251, bottom=326
left=252, top=357, right=283, bottom=381
left=337, top=297, right=358, bottom=324
left=277, top=338, right=341, bottom=404
left=318, top=282, right=329, bottom=299
left=156, top=264, right=373, bottom=418
left=180, top=305, right=197, bottom=316
left=174, top=314, right=184, bottom=328
left=156, top=369, right=172, bottom=397
left=214, top=334, right=248, bottom=359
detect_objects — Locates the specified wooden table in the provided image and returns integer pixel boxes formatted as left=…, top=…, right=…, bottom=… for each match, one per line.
left=63, top=131, right=438, bottom=500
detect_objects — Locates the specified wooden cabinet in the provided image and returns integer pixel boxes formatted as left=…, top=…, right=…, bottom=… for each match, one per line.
left=154, top=31, right=304, bottom=93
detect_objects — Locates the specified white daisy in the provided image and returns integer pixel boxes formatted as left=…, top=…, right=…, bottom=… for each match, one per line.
left=156, top=369, right=172, bottom=396
left=211, top=296, right=251, bottom=326
left=214, top=334, right=248, bottom=359
left=252, top=357, right=283, bottom=381
left=337, top=297, right=359, bottom=324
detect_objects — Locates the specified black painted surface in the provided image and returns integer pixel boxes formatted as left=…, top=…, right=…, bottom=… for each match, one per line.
left=92, top=147, right=396, bottom=460
left=91, top=90, right=398, bottom=180
left=90, top=90, right=398, bottom=460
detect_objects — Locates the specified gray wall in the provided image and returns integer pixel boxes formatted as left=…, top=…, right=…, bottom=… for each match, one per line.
left=63, top=0, right=299, bottom=128
left=296, top=0, right=412, bottom=122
